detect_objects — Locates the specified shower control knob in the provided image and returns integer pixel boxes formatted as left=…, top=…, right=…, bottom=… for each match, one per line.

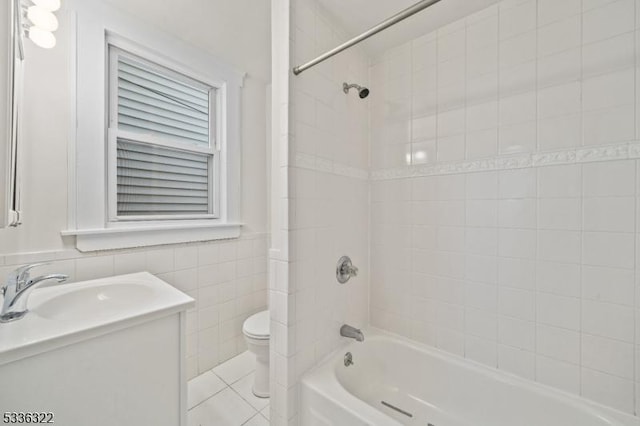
left=336, top=256, right=358, bottom=284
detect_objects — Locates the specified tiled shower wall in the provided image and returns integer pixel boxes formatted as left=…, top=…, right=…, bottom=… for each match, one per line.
left=370, top=0, right=640, bottom=415
left=0, top=235, right=268, bottom=380
left=269, top=0, right=370, bottom=423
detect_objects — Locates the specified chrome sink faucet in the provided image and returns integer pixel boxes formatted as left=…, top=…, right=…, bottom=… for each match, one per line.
left=340, top=324, right=365, bottom=342
left=1, top=263, right=68, bottom=323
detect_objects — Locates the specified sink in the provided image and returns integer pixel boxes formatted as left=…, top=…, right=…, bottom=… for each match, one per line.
left=0, top=272, right=195, bottom=367
left=34, top=282, right=155, bottom=321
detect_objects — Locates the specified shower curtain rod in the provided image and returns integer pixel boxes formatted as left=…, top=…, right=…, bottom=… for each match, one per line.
left=292, top=0, right=442, bottom=75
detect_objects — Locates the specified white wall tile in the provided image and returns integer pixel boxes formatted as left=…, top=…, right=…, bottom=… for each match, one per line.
left=466, top=200, right=498, bottom=227
left=538, top=82, right=581, bottom=119
left=537, top=292, right=580, bottom=330
left=582, top=0, right=635, bottom=45
left=467, top=16, right=498, bottom=51
left=537, top=325, right=580, bottom=363
left=500, top=92, right=537, bottom=125
left=582, top=161, right=635, bottom=197
left=499, top=287, right=535, bottom=320
left=499, top=316, right=535, bottom=350
left=500, top=32, right=537, bottom=70
left=499, top=169, right=537, bottom=198
left=583, top=232, right=635, bottom=269
left=498, top=199, right=537, bottom=228
left=466, top=335, right=498, bottom=367
left=538, top=198, right=581, bottom=230
left=538, top=48, right=581, bottom=89
left=582, top=265, right=634, bottom=305
left=499, top=257, right=535, bottom=290
left=582, top=367, right=634, bottom=413
left=582, top=104, right=635, bottom=145
left=582, top=300, right=634, bottom=342
left=583, top=197, right=635, bottom=232
left=537, top=230, right=581, bottom=263
left=366, top=0, right=640, bottom=417
left=498, top=229, right=537, bottom=258
left=536, top=356, right=580, bottom=394
left=582, top=68, right=635, bottom=112
left=538, top=0, right=581, bottom=27
left=466, top=171, right=499, bottom=199
left=582, top=334, right=634, bottom=378
left=75, top=256, right=115, bottom=281
left=498, top=344, right=535, bottom=379
left=538, top=15, right=581, bottom=58
left=499, top=0, right=537, bottom=40
left=536, top=261, right=580, bottom=297
left=114, top=252, right=147, bottom=275
left=538, top=165, right=582, bottom=198
left=583, top=32, right=636, bottom=78
left=538, top=113, right=581, bottom=151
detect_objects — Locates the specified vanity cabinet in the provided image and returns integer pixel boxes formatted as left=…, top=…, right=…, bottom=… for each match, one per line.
left=0, top=273, right=193, bottom=426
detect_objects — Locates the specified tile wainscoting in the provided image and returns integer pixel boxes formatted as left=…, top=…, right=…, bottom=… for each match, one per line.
left=0, top=232, right=268, bottom=379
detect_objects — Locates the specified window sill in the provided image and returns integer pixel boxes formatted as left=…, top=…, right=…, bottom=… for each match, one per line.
left=61, top=223, right=242, bottom=252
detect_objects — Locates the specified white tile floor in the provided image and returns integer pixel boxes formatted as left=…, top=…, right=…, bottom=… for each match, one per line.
left=188, top=351, right=269, bottom=426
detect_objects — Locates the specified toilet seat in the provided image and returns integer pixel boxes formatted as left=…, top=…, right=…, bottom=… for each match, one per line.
left=243, top=310, right=270, bottom=340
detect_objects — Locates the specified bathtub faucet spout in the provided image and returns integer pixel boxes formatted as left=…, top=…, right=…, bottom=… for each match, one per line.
left=340, top=324, right=364, bottom=342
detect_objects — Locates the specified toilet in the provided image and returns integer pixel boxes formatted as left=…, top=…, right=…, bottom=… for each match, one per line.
left=242, top=310, right=270, bottom=398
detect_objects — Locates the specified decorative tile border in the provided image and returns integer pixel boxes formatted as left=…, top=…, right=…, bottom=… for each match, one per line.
left=293, top=152, right=369, bottom=180
left=371, top=141, right=640, bottom=180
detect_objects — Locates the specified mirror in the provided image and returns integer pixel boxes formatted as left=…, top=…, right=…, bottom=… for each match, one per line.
left=0, top=0, right=23, bottom=228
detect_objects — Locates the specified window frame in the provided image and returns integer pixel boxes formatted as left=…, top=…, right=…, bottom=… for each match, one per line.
left=65, top=0, right=244, bottom=251
left=106, top=45, right=221, bottom=223
left=0, top=0, right=23, bottom=228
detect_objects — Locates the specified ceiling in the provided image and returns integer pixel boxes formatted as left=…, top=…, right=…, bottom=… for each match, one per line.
left=315, top=0, right=501, bottom=56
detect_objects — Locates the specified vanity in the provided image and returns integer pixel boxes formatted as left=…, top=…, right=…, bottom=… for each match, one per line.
left=0, top=272, right=194, bottom=426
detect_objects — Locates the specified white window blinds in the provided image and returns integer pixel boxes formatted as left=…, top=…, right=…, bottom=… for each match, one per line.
left=111, top=48, right=216, bottom=219
left=116, top=55, right=212, bottom=147
left=116, top=141, right=211, bottom=216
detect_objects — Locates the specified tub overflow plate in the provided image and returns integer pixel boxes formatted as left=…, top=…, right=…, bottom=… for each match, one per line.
left=344, top=352, right=354, bottom=367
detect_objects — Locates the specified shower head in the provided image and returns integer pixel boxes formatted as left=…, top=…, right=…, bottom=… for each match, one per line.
left=343, top=82, right=370, bottom=99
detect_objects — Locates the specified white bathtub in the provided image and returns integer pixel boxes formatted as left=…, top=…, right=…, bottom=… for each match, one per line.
left=301, top=329, right=640, bottom=426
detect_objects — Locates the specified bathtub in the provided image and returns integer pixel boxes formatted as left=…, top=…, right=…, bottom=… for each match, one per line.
left=301, top=328, right=640, bottom=426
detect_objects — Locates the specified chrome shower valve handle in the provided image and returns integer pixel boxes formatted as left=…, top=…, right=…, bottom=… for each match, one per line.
left=336, top=256, right=358, bottom=284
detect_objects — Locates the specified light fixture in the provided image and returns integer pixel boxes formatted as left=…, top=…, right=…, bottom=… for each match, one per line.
left=32, top=0, right=60, bottom=12
left=21, top=0, right=61, bottom=49
left=27, top=6, right=58, bottom=31
left=28, top=26, right=56, bottom=49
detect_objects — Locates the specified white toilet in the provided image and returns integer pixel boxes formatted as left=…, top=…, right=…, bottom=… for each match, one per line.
left=242, top=310, right=270, bottom=398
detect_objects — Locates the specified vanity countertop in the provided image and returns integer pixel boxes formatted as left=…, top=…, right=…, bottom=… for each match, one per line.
left=0, top=272, right=194, bottom=366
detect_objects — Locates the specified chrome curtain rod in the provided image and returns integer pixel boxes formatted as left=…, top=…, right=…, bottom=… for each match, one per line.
left=292, top=0, right=442, bottom=75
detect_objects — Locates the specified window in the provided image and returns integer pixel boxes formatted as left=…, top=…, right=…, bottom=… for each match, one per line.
left=66, top=2, right=243, bottom=251
left=108, top=48, right=219, bottom=221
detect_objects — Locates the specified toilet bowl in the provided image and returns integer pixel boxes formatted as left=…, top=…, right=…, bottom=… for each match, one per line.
left=242, top=310, right=270, bottom=398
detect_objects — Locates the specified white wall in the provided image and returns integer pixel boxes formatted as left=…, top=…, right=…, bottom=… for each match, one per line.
left=0, top=0, right=271, bottom=378
left=269, top=0, right=371, bottom=423
left=370, top=0, right=640, bottom=415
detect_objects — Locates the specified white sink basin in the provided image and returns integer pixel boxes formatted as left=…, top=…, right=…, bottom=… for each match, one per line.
left=0, top=272, right=194, bottom=366
left=34, top=283, right=155, bottom=321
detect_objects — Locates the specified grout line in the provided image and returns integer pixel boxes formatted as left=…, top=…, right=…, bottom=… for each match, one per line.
left=633, top=162, right=638, bottom=416
left=578, top=0, right=585, bottom=398
left=211, top=366, right=256, bottom=386
left=496, top=3, right=502, bottom=370
left=241, top=413, right=266, bottom=426
left=634, top=0, right=639, bottom=416
left=187, top=384, right=228, bottom=412
left=533, top=0, right=539, bottom=383
left=228, top=379, right=268, bottom=414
